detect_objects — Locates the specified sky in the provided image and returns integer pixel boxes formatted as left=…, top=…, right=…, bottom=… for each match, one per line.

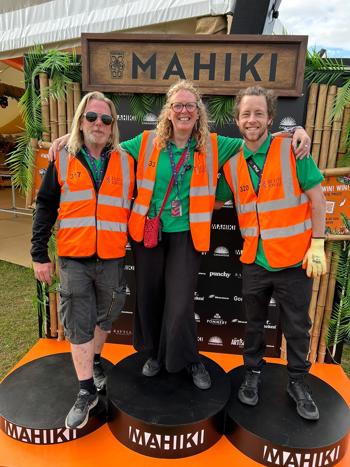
left=277, top=0, right=350, bottom=58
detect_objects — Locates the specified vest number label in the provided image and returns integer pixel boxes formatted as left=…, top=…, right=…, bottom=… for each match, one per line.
left=240, top=184, right=249, bottom=192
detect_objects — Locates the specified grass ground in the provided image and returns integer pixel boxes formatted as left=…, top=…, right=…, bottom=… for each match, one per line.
left=0, top=260, right=349, bottom=380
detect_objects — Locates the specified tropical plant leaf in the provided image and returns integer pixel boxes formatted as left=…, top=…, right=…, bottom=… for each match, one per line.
left=128, top=93, right=148, bottom=122
left=330, top=77, right=350, bottom=121
left=305, top=49, right=347, bottom=85
left=207, top=96, right=235, bottom=127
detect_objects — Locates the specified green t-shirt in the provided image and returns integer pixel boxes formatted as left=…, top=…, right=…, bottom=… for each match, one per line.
left=121, top=133, right=242, bottom=232
left=216, top=134, right=324, bottom=271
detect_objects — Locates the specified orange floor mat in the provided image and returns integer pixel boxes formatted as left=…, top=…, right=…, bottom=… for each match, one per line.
left=1, top=339, right=349, bottom=467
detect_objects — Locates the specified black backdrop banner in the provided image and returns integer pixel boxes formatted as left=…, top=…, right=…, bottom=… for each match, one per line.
left=108, top=90, right=308, bottom=357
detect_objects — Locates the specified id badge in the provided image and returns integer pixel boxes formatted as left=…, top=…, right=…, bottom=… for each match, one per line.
left=171, top=199, right=182, bottom=217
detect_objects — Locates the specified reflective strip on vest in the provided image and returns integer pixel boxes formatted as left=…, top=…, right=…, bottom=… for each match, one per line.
left=261, top=219, right=312, bottom=240
left=119, top=148, right=131, bottom=200
left=190, top=186, right=209, bottom=197
left=258, top=193, right=308, bottom=212
left=206, top=138, right=216, bottom=196
left=241, top=227, right=258, bottom=237
left=98, top=194, right=131, bottom=209
left=138, top=132, right=156, bottom=191
left=190, top=212, right=211, bottom=223
left=97, top=220, right=127, bottom=232
left=59, top=217, right=96, bottom=228
left=132, top=203, right=149, bottom=216
left=61, top=189, right=93, bottom=202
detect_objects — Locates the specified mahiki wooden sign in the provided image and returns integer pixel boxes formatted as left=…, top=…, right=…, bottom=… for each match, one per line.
left=82, top=33, right=307, bottom=96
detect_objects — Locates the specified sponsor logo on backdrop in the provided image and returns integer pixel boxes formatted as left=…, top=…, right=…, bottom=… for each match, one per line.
left=233, top=295, right=242, bottom=302
left=211, top=223, right=236, bottom=230
left=112, top=329, right=132, bottom=337
left=121, top=310, right=133, bottom=314
left=194, top=292, right=204, bottom=302
left=198, top=271, right=206, bottom=276
left=128, top=426, right=205, bottom=450
left=142, top=113, right=158, bottom=125
left=208, top=336, right=223, bottom=346
left=117, top=114, right=137, bottom=122
left=264, top=320, right=277, bottom=330
left=206, top=313, right=227, bottom=325
left=269, top=297, right=276, bottom=306
left=231, top=318, right=247, bottom=324
left=279, top=116, right=297, bottom=131
left=231, top=338, right=244, bottom=348
left=209, top=271, right=231, bottom=279
left=234, top=249, right=243, bottom=256
left=197, top=336, right=204, bottom=342
left=126, top=242, right=132, bottom=250
left=125, top=285, right=131, bottom=295
left=213, top=246, right=230, bottom=257
left=208, top=294, right=230, bottom=301
left=124, top=265, right=135, bottom=271
left=262, top=444, right=341, bottom=466
left=223, top=200, right=234, bottom=208
left=194, top=313, right=200, bottom=323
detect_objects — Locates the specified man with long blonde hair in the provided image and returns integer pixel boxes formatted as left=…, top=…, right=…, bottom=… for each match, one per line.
left=31, top=91, right=134, bottom=429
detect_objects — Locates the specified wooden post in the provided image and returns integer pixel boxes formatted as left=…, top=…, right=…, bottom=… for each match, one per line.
left=318, top=86, right=337, bottom=169
left=39, top=73, right=50, bottom=142
left=57, top=97, right=67, bottom=137
left=338, top=101, right=350, bottom=159
left=48, top=78, right=58, bottom=142
left=312, top=84, right=328, bottom=165
left=305, top=83, right=319, bottom=141
left=26, top=138, right=38, bottom=207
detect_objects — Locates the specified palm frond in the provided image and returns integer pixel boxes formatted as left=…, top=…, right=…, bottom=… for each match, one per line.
left=7, top=131, right=34, bottom=193
left=128, top=93, right=148, bottom=123
left=208, top=96, right=235, bottom=126
left=305, top=50, right=347, bottom=85
left=330, top=77, right=350, bottom=121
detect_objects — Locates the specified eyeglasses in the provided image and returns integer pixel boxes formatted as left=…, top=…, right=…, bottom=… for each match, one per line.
left=83, top=111, right=114, bottom=126
left=170, top=102, right=198, bottom=113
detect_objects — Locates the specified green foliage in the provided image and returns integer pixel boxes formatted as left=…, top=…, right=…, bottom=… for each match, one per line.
left=128, top=93, right=165, bottom=122
left=305, top=50, right=346, bottom=85
left=207, top=96, right=235, bottom=127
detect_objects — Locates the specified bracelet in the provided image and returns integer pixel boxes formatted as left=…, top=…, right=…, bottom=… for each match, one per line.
left=286, top=125, right=303, bottom=134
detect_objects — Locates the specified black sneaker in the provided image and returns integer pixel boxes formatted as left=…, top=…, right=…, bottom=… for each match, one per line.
left=238, top=370, right=261, bottom=406
left=65, top=389, right=98, bottom=429
left=93, top=362, right=106, bottom=392
left=287, top=379, right=320, bottom=420
left=142, top=358, right=161, bottom=377
left=189, top=362, right=211, bottom=390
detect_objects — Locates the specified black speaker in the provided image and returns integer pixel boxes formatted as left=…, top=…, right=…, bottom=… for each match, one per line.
left=229, top=0, right=280, bottom=35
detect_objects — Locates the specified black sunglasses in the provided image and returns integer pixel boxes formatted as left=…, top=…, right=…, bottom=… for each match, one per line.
left=83, top=111, right=114, bottom=126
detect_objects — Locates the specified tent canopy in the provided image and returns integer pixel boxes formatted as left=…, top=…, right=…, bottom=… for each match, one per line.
left=0, top=0, right=235, bottom=59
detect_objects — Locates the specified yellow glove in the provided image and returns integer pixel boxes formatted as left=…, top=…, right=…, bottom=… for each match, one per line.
left=302, top=238, right=327, bottom=278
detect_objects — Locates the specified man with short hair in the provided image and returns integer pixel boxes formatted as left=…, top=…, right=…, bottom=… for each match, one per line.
left=31, top=91, right=134, bottom=429
left=216, top=86, right=327, bottom=420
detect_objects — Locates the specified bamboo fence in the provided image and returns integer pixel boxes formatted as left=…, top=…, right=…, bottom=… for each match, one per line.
left=280, top=83, right=350, bottom=363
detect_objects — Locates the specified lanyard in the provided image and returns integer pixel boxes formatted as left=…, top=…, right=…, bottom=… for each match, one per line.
left=245, top=138, right=272, bottom=194
left=83, top=145, right=107, bottom=188
left=167, top=140, right=191, bottom=199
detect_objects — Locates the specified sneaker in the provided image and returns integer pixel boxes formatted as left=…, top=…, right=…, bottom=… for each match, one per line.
left=189, top=362, right=211, bottom=390
left=93, top=362, right=107, bottom=392
left=142, top=358, right=161, bottom=377
left=65, top=389, right=98, bottom=429
left=238, top=370, right=261, bottom=406
left=287, top=379, right=320, bottom=421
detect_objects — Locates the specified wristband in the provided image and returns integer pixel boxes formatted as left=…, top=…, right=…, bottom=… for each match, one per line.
left=286, top=125, right=303, bottom=134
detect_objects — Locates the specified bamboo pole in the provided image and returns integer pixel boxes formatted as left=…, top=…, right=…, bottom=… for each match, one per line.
left=318, top=86, right=337, bottom=169
left=48, top=78, right=58, bottom=142
left=305, top=83, right=319, bottom=141
left=317, top=249, right=340, bottom=363
left=328, top=87, right=345, bottom=168
left=27, top=138, right=38, bottom=207
left=66, top=83, right=74, bottom=132
left=73, top=82, right=81, bottom=113
left=308, top=276, right=321, bottom=329
left=327, top=234, right=350, bottom=241
left=312, top=84, right=328, bottom=165
left=56, top=293, right=65, bottom=341
left=39, top=73, right=50, bottom=142
left=49, top=292, right=58, bottom=338
left=337, top=101, right=350, bottom=159
left=321, top=167, right=350, bottom=176
left=309, top=245, right=332, bottom=362
left=280, top=335, right=287, bottom=360
left=57, top=96, right=67, bottom=137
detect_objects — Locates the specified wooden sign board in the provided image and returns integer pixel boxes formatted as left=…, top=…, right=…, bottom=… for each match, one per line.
left=82, top=33, right=307, bottom=96
left=322, top=171, right=350, bottom=236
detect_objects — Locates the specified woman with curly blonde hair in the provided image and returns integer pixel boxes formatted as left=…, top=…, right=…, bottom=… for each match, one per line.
left=49, top=80, right=310, bottom=391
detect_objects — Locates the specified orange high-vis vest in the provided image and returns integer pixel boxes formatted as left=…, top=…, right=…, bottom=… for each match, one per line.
left=55, top=148, right=134, bottom=259
left=223, top=136, right=312, bottom=268
left=128, top=130, right=219, bottom=252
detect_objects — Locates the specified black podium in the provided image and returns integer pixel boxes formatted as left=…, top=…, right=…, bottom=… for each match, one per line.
left=226, top=364, right=350, bottom=467
left=107, top=352, right=230, bottom=458
left=0, top=353, right=113, bottom=444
